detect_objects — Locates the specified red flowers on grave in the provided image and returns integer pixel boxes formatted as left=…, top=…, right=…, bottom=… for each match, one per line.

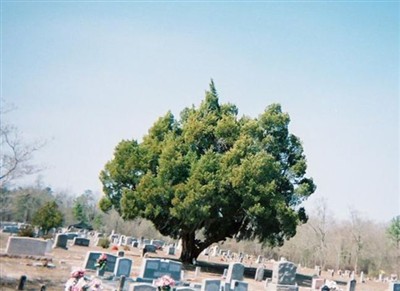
left=95, top=253, right=108, bottom=271
left=154, top=275, right=176, bottom=291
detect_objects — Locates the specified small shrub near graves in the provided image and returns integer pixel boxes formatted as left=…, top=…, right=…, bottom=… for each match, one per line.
left=111, top=245, right=119, bottom=251
left=98, top=238, right=110, bottom=249
left=123, top=245, right=130, bottom=251
left=18, top=226, right=35, bottom=237
left=42, top=233, right=53, bottom=240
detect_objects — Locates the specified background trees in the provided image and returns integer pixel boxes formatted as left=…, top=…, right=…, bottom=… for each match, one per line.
left=99, top=82, right=316, bottom=263
left=32, top=201, right=64, bottom=234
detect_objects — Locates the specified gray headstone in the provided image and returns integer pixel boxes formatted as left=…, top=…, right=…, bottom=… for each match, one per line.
left=45, top=239, right=54, bottom=253
left=73, top=237, right=90, bottom=247
left=83, top=251, right=118, bottom=273
left=126, top=237, right=133, bottom=245
left=118, top=250, right=125, bottom=257
left=114, top=257, right=132, bottom=277
left=129, top=283, right=157, bottom=291
left=255, top=266, right=264, bottom=282
left=201, top=279, right=221, bottom=291
left=224, top=282, right=231, bottom=291
left=167, top=246, right=176, bottom=255
left=54, top=234, right=68, bottom=249
left=226, top=262, right=245, bottom=283
left=143, top=244, right=157, bottom=253
left=347, top=279, right=356, bottom=291
left=6, top=237, right=47, bottom=256
left=271, top=261, right=297, bottom=285
left=139, top=258, right=182, bottom=282
left=390, top=282, right=400, bottom=291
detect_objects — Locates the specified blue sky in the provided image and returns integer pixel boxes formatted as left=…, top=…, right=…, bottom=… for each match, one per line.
left=2, top=1, right=399, bottom=222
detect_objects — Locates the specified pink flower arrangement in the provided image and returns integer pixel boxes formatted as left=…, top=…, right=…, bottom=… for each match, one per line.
left=70, top=269, right=85, bottom=279
left=154, top=275, right=175, bottom=290
left=95, top=253, right=108, bottom=270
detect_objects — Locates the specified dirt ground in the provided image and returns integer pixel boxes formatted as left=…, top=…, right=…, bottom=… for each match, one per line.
left=0, top=233, right=390, bottom=291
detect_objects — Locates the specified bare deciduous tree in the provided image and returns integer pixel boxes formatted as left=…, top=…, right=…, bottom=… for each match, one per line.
left=0, top=102, right=46, bottom=188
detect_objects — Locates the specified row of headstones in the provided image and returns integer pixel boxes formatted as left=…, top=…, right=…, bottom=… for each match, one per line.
left=5, top=235, right=90, bottom=257
left=129, top=259, right=249, bottom=291
left=203, top=247, right=257, bottom=265
left=107, top=233, right=167, bottom=249
left=53, top=233, right=91, bottom=249
left=83, top=252, right=251, bottom=291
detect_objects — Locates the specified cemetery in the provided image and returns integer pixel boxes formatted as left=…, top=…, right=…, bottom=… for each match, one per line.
left=0, top=231, right=397, bottom=291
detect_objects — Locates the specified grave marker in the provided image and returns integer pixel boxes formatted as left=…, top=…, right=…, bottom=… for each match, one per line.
left=201, top=279, right=221, bottom=291
left=54, top=234, right=68, bottom=249
left=139, top=258, right=182, bottom=282
left=6, top=237, right=47, bottom=256
left=73, top=237, right=90, bottom=247
left=114, top=257, right=132, bottom=277
left=255, top=266, right=264, bottom=282
left=226, top=262, right=245, bottom=283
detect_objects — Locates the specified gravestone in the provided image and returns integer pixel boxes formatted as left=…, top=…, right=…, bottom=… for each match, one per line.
left=143, top=244, right=157, bottom=253
left=6, top=237, right=47, bottom=256
left=222, top=268, right=228, bottom=278
left=83, top=251, right=118, bottom=273
left=175, top=288, right=197, bottom=291
left=311, top=278, right=325, bottom=289
left=226, top=262, right=245, bottom=283
left=45, top=239, right=54, bottom=253
left=389, top=282, right=400, bottom=291
left=53, top=234, right=68, bottom=249
left=347, top=279, right=356, bottom=291
left=359, top=271, right=365, bottom=283
left=129, top=283, right=157, bottom=291
left=231, top=280, right=248, bottom=291
left=139, top=258, right=182, bottom=282
left=132, top=241, right=139, bottom=248
left=271, top=261, right=297, bottom=285
left=114, top=257, right=132, bottom=277
left=256, top=255, right=263, bottom=264
left=126, top=237, right=133, bottom=245
left=255, top=266, right=264, bottom=282
left=118, top=250, right=125, bottom=257
left=119, top=235, right=126, bottom=245
left=73, top=237, right=90, bottom=247
left=201, top=279, right=221, bottom=291
left=266, top=260, right=298, bottom=291
left=167, top=246, right=176, bottom=256
left=211, top=246, right=219, bottom=256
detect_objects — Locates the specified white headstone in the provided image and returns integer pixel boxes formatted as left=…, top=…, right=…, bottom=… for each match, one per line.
left=255, top=266, right=264, bottom=282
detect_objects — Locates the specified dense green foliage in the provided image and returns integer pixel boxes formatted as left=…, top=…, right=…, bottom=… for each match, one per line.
left=32, top=201, right=64, bottom=234
left=387, top=215, right=400, bottom=247
left=100, top=82, right=316, bottom=262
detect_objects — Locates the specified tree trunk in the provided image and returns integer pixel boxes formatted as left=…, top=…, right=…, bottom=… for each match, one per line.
left=179, top=232, right=203, bottom=264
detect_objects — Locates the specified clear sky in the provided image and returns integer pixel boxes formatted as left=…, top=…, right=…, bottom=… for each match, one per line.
left=1, top=1, right=399, bottom=222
